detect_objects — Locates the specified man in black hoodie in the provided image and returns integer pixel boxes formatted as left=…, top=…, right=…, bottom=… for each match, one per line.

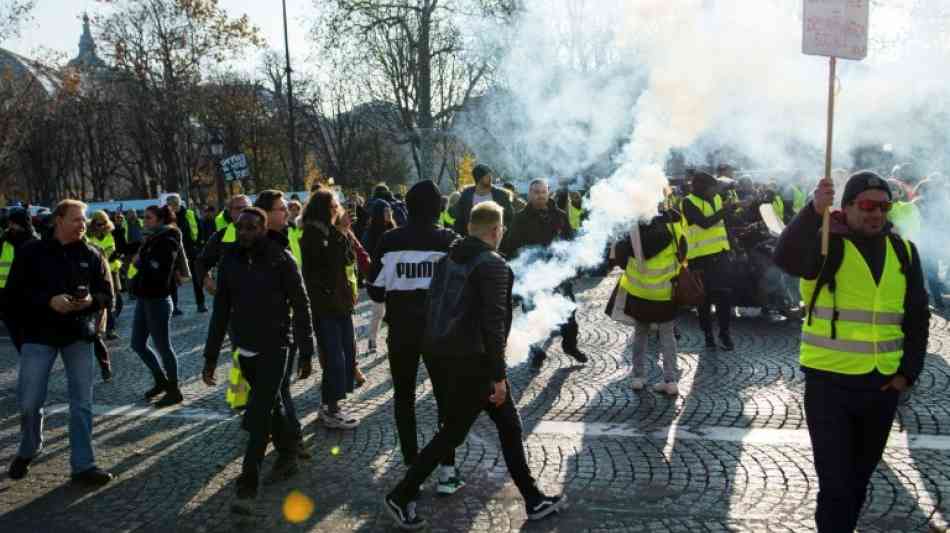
left=384, top=201, right=565, bottom=531
left=1, top=208, right=37, bottom=351
left=368, top=180, right=464, bottom=494
left=201, top=207, right=316, bottom=511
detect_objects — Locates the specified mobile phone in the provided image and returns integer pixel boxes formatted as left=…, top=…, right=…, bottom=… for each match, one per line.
left=73, top=285, right=89, bottom=299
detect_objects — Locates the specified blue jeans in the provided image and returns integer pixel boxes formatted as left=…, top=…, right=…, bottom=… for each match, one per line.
left=17, top=341, right=96, bottom=474
left=130, top=296, right=178, bottom=383
left=315, top=315, right=355, bottom=407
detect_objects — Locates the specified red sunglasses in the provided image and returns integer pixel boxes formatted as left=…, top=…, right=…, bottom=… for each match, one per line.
left=855, top=200, right=893, bottom=213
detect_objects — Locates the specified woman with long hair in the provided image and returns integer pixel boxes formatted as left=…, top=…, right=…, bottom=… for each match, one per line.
left=129, top=205, right=188, bottom=407
left=361, top=200, right=396, bottom=352
left=300, top=188, right=360, bottom=429
left=87, top=210, right=119, bottom=382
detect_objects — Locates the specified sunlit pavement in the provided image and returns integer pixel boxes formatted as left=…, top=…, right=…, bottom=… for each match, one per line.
left=1, top=273, right=948, bottom=532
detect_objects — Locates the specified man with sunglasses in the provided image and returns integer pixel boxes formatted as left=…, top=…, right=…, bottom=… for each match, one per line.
left=774, top=171, right=930, bottom=533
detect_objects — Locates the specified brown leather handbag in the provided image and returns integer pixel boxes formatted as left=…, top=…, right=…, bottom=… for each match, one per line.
left=672, top=234, right=705, bottom=307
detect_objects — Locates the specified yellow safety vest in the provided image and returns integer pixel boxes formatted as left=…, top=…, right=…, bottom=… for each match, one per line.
left=568, top=202, right=582, bottom=230
left=439, top=209, right=455, bottom=228
left=772, top=196, right=785, bottom=221
left=346, top=262, right=358, bottom=300
left=88, top=233, right=121, bottom=273
left=792, top=186, right=806, bottom=214
left=222, top=223, right=237, bottom=244
left=887, top=201, right=921, bottom=242
left=226, top=350, right=250, bottom=409
left=288, top=226, right=303, bottom=266
left=215, top=211, right=227, bottom=232
left=799, top=237, right=908, bottom=376
left=185, top=209, right=199, bottom=242
left=619, top=224, right=682, bottom=302
left=0, top=241, right=14, bottom=289
left=685, top=194, right=730, bottom=260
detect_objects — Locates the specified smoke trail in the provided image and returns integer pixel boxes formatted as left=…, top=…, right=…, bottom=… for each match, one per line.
left=498, top=1, right=950, bottom=362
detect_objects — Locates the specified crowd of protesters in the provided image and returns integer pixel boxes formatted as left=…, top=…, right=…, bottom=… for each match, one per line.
left=0, top=158, right=945, bottom=531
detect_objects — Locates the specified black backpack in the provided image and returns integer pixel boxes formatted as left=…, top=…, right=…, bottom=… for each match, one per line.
left=805, top=232, right=912, bottom=339
left=422, top=251, right=495, bottom=356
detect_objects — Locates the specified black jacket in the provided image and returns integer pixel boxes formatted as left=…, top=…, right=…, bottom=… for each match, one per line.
left=368, top=221, right=458, bottom=340
left=500, top=203, right=574, bottom=260
left=175, top=207, right=197, bottom=258
left=196, top=225, right=237, bottom=283
left=300, top=220, right=356, bottom=317
left=203, top=236, right=315, bottom=366
left=774, top=202, right=929, bottom=387
left=452, top=185, right=515, bottom=237
left=425, top=236, right=511, bottom=381
left=6, top=238, right=113, bottom=347
left=130, top=227, right=182, bottom=299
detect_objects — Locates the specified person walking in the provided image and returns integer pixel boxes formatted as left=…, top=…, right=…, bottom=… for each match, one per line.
left=128, top=205, right=187, bottom=407
left=606, top=204, right=685, bottom=395
left=384, top=201, right=565, bottom=530
left=165, top=194, right=206, bottom=314
left=368, top=180, right=464, bottom=496
left=362, top=199, right=396, bottom=352
left=197, top=195, right=251, bottom=296
left=682, top=171, right=738, bottom=350
left=300, top=188, right=360, bottom=429
left=86, top=210, right=120, bottom=381
left=6, top=200, right=115, bottom=486
left=201, top=207, right=315, bottom=510
left=501, top=179, right=588, bottom=368
left=774, top=171, right=929, bottom=532
left=452, top=164, right=514, bottom=237
left=0, top=208, right=38, bottom=352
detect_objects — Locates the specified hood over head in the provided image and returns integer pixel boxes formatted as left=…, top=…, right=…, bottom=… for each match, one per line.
left=406, top=180, right=442, bottom=225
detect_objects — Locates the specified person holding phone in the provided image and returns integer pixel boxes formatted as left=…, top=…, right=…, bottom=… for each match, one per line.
left=6, top=200, right=115, bottom=486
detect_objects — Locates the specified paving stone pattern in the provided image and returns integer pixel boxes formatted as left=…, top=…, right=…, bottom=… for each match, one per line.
left=1, top=273, right=949, bottom=532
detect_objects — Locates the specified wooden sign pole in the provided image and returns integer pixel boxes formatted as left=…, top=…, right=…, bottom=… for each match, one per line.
left=820, top=56, right=837, bottom=256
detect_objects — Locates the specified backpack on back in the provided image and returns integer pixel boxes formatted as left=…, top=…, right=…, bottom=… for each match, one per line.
left=422, top=251, right=494, bottom=356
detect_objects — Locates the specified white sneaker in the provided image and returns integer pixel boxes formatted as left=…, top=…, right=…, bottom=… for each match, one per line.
left=321, top=407, right=359, bottom=430
left=653, top=382, right=679, bottom=395
left=631, top=377, right=645, bottom=390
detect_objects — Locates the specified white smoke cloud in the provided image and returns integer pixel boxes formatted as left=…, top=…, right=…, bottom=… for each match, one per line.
left=500, top=0, right=950, bottom=362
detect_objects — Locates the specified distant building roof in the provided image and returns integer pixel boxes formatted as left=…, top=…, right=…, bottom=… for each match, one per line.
left=66, top=14, right=107, bottom=73
left=0, top=47, right=62, bottom=95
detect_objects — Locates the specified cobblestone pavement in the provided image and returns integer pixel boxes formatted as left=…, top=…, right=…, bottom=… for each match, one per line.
left=1, top=273, right=949, bottom=532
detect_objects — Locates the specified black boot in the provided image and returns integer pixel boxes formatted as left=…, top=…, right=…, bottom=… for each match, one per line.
left=144, top=375, right=169, bottom=400
left=719, top=332, right=735, bottom=351
left=155, top=381, right=183, bottom=407
left=704, top=331, right=717, bottom=350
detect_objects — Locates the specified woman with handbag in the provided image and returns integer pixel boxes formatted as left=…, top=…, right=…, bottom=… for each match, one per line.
left=605, top=206, right=688, bottom=396
left=129, top=205, right=188, bottom=407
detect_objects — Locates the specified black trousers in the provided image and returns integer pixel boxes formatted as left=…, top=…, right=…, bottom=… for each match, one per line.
left=391, top=357, right=540, bottom=504
left=805, top=374, right=900, bottom=533
left=387, top=331, right=454, bottom=467
left=281, top=341, right=302, bottom=440
left=189, top=257, right=205, bottom=307
left=239, top=350, right=295, bottom=487
left=691, top=252, right=732, bottom=335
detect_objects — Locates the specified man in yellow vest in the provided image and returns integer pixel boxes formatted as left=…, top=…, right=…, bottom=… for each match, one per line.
left=774, top=171, right=929, bottom=533
left=166, top=194, right=206, bottom=314
left=196, top=195, right=250, bottom=297
left=682, top=171, right=739, bottom=350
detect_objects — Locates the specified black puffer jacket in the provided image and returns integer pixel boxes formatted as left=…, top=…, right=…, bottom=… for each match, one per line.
left=425, top=236, right=511, bottom=381
left=6, top=238, right=113, bottom=347
left=203, top=236, right=315, bottom=366
left=500, top=203, right=574, bottom=260
left=130, top=226, right=181, bottom=299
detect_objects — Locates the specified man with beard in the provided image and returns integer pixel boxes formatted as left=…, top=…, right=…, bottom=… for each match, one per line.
left=501, top=179, right=588, bottom=367
left=452, top=164, right=514, bottom=237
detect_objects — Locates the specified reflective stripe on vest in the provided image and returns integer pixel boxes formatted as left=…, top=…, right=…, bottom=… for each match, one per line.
left=222, top=224, right=237, bottom=244
left=799, top=237, right=908, bottom=376
left=439, top=210, right=455, bottom=228
left=619, top=223, right=681, bottom=302
left=0, top=241, right=14, bottom=288
left=226, top=350, right=250, bottom=409
left=685, top=194, right=730, bottom=259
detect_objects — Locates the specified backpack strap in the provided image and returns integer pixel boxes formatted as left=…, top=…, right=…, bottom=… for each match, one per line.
left=805, top=234, right=844, bottom=339
left=887, top=232, right=912, bottom=276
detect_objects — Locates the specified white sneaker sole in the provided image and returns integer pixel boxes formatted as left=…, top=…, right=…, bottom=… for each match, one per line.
left=527, top=494, right=568, bottom=521
left=383, top=497, right=427, bottom=531
left=436, top=480, right=466, bottom=496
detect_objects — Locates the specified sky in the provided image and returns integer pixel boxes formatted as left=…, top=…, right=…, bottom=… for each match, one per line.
left=4, top=0, right=318, bottom=72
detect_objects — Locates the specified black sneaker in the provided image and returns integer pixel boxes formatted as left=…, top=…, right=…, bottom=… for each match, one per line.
left=530, top=347, right=547, bottom=370
left=231, top=476, right=258, bottom=515
left=562, top=345, right=589, bottom=364
left=705, top=334, right=717, bottom=350
left=144, top=379, right=168, bottom=400
left=172, top=308, right=184, bottom=317
left=71, top=467, right=114, bottom=487
left=526, top=493, right=567, bottom=521
left=197, top=305, right=208, bottom=313
left=384, top=495, right=426, bottom=531
left=264, top=455, right=299, bottom=485
left=8, top=456, right=31, bottom=480
left=719, top=333, right=735, bottom=352
left=101, top=366, right=113, bottom=383
left=155, top=388, right=183, bottom=408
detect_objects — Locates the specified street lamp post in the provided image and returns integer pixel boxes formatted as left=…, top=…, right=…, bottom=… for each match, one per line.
left=210, top=130, right=225, bottom=210
left=282, top=0, right=301, bottom=193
